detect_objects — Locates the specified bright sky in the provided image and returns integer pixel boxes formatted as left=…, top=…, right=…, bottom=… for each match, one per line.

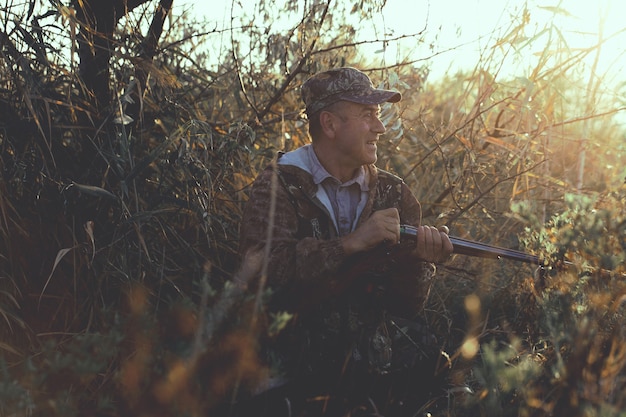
left=372, top=0, right=625, bottom=79
left=175, top=0, right=626, bottom=85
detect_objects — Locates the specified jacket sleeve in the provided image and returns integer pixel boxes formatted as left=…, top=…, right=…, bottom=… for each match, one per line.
left=238, top=165, right=346, bottom=290
left=398, top=181, right=422, bottom=227
left=384, top=181, right=437, bottom=319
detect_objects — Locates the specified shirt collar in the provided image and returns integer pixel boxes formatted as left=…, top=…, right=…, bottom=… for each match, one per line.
left=306, top=145, right=369, bottom=190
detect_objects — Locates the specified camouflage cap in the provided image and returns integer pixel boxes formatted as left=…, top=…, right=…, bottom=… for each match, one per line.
left=301, top=67, right=401, bottom=115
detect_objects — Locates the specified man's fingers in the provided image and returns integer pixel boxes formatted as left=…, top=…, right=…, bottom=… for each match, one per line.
left=371, top=208, right=400, bottom=242
left=441, top=230, right=453, bottom=259
left=375, top=207, right=399, bottom=222
left=415, top=225, right=453, bottom=262
left=429, top=226, right=442, bottom=259
left=383, top=221, right=400, bottom=244
left=416, top=225, right=429, bottom=258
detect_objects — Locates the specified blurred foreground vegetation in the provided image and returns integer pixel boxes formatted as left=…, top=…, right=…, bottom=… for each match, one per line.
left=0, top=0, right=625, bottom=416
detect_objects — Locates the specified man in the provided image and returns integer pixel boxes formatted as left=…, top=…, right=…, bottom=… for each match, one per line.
left=238, top=67, right=453, bottom=416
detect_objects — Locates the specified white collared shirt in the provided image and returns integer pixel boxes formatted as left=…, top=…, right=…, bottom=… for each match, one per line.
left=278, top=144, right=369, bottom=235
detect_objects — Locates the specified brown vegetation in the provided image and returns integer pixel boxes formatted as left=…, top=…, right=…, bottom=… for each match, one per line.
left=0, top=0, right=624, bottom=416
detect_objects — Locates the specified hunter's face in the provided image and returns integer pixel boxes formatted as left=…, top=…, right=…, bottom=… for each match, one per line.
left=327, top=101, right=386, bottom=170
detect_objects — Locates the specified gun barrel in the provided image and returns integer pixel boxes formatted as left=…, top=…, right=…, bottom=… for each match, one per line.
left=399, top=225, right=541, bottom=265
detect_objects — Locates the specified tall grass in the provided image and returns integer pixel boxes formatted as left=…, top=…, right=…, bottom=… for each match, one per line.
left=0, top=0, right=624, bottom=416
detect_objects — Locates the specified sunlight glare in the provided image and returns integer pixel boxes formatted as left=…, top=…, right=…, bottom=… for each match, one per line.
left=176, top=0, right=626, bottom=85
left=373, top=0, right=626, bottom=82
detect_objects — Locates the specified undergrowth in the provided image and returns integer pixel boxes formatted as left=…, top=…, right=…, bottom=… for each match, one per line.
left=0, top=1, right=624, bottom=416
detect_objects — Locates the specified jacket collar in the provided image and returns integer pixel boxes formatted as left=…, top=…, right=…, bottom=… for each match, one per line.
left=277, top=148, right=380, bottom=232
left=278, top=144, right=370, bottom=189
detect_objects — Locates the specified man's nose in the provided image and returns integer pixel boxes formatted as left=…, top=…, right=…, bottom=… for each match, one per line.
left=372, top=116, right=386, bottom=134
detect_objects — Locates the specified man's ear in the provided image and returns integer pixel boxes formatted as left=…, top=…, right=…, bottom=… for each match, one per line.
left=319, top=110, right=338, bottom=138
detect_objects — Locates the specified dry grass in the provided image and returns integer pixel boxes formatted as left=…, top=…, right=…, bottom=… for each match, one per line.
left=0, top=1, right=624, bottom=416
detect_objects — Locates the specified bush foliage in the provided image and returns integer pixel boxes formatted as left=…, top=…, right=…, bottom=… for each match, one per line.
left=0, top=0, right=624, bottom=416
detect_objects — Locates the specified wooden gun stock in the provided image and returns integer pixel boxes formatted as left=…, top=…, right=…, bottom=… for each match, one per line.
left=399, top=225, right=542, bottom=265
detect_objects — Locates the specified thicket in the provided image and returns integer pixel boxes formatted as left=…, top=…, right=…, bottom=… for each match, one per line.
left=0, top=0, right=624, bottom=416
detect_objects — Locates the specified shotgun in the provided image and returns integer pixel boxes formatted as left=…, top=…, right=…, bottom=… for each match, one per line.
left=400, top=224, right=543, bottom=265
left=277, top=225, right=611, bottom=315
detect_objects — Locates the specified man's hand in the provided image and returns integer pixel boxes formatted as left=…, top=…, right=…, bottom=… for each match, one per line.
left=412, top=225, right=453, bottom=263
left=341, top=208, right=400, bottom=255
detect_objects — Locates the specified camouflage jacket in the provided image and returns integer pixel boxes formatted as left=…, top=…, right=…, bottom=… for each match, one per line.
left=239, top=148, right=437, bottom=376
